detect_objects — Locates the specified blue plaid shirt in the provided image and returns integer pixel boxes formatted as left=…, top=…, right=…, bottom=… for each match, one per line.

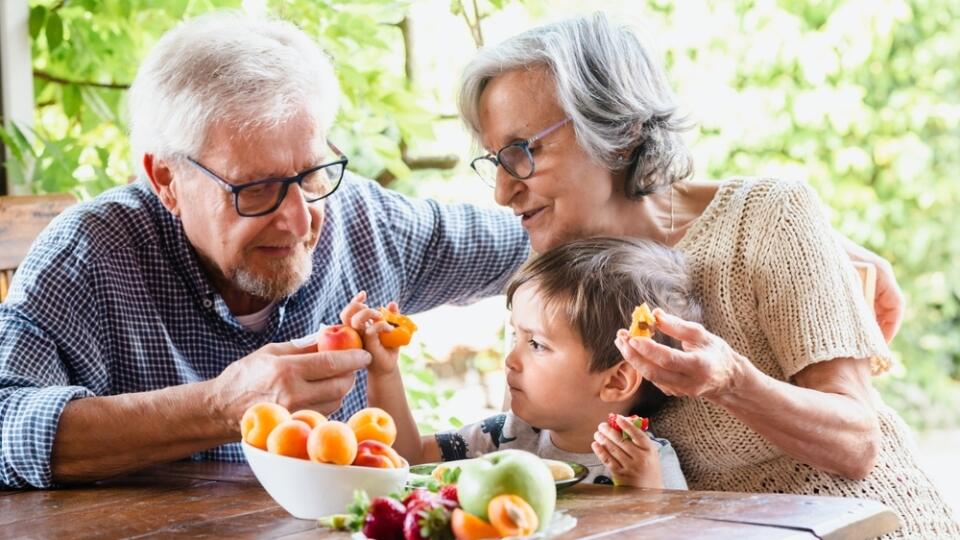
left=0, top=174, right=528, bottom=488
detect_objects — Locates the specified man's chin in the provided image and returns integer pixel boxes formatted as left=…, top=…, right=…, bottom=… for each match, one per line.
left=233, top=256, right=312, bottom=301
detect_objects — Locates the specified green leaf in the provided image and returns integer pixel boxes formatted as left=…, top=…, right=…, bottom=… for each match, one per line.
left=45, top=11, right=64, bottom=51
left=29, top=6, right=47, bottom=40
left=63, top=84, right=82, bottom=118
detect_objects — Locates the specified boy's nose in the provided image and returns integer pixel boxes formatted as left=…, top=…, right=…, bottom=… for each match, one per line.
left=504, top=349, right=522, bottom=372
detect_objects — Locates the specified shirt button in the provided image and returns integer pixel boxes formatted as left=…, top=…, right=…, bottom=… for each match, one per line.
left=202, top=299, right=213, bottom=308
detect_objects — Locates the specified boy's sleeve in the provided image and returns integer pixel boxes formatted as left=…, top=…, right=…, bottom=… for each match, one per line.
left=652, top=436, right=688, bottom=490
left=434, top=413, right=511, bottom=461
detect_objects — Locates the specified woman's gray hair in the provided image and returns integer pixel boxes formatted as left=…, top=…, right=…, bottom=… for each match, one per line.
left=127, top=12, right=339, bottom=172
left=459, top=12, right=693, bottom=197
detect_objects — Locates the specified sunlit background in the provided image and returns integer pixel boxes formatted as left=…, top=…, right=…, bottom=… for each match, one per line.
left=5, top=0, right=958, bottom=511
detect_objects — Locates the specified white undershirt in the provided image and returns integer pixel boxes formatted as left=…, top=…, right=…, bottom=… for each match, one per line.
left=234, top=301, right=277, bottom=333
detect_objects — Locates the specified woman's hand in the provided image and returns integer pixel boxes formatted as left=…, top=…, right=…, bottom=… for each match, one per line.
left=339, top=291, right=400, bottom=377
left=592, top=415, right=663, bottom=488
left=614, top=309, right=747, bottom=400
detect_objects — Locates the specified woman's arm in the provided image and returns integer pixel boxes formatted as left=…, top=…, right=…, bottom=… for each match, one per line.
left=616, top=311, right=880, bottom=480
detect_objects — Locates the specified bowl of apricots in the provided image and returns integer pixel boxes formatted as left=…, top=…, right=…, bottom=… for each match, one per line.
left=240, top=404, right=409, bottom=519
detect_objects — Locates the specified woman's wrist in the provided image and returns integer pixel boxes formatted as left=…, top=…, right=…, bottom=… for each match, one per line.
left=706, top=349, right=759, bottom=407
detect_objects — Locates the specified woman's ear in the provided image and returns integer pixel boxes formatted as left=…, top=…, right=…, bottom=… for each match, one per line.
left=143, top=154, right=180, bottom=216
left=599, top=360, right=643, bottom=404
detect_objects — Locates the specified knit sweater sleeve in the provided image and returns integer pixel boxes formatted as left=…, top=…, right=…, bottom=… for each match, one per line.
left=750, top=181, right=891, bottom=378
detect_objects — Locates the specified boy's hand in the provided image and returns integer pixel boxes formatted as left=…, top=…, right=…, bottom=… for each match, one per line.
left=592, top=415, right=663, bottom=488
left=340, top=291, right=400, bottom=377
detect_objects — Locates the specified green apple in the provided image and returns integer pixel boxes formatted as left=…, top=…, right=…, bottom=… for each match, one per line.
left=456, top=449, right=555, bottom=531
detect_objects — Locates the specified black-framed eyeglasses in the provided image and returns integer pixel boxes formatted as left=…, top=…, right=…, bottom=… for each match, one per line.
left=185, top=141, right=348, bottom=217
left=469, top=117, right=571, bottom=187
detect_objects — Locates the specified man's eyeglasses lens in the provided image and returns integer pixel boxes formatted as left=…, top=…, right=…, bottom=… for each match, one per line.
left=237, top=162, right=344, bottom=216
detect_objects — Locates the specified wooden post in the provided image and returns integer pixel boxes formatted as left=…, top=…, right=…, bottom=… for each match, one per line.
left=0, top=1, right=35, bottom=196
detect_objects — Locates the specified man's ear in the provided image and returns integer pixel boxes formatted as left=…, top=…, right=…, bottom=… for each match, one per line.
left=143, top=153, right=180, bottom=216
left=599, top=360, right=643, bottom=404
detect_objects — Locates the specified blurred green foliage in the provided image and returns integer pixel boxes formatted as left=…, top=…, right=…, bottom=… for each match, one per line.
left=3, top=0, right=958, bottom=429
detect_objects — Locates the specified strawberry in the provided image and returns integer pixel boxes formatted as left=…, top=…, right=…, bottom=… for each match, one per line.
left=403, top=499, right=453, bottom=540
left=362, top=496, right=406, bottom=540
left=606, top=413, right=650, bottom=440
left=438, top=484, right=459, bottom=506
left=402, top=488, right=436, bottom=511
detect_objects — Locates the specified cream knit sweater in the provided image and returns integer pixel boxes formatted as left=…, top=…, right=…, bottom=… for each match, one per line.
left=654, top=178, right=959, bottom=538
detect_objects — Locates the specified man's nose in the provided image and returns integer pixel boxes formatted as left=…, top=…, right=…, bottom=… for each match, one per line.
left=273, top=183, right=311, bottom=237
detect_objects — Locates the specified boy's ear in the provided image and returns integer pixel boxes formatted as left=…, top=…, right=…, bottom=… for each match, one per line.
left=599, top=361, right=643, bottom=404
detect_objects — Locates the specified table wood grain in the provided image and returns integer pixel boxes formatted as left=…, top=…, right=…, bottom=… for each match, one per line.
left=0, top=461, right=900, bottom=539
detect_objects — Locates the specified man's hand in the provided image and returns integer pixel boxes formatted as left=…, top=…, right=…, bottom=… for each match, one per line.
left=837, top=234, right=905, bottom=342
left=208, top=340, right=370, bottom=434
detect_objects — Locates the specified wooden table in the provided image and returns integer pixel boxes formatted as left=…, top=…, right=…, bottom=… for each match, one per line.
left=0, top=461, right=900, bottom=539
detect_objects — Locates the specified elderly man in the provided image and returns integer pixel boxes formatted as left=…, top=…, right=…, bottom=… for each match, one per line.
left=0, top=14, right=527, bottom=489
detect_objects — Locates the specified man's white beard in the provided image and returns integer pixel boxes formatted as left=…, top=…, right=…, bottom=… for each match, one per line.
left=232, top=249, right=313, bottom=301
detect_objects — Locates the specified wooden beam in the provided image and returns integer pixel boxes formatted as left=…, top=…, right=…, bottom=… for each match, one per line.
left=0, top=1, right=36, bottom=196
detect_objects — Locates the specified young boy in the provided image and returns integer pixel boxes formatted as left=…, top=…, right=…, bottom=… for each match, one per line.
left=341, top=237, right=700, bottom=488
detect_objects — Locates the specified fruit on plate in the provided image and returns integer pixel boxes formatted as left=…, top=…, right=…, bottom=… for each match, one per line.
left=290, top=409, right=327, bottom=429
left=307, top=420, right=358, bottom=465
left=607, top=413, right=650, bottom=441
left=377, top=308, right=418, bottom=348
left=450, top=508, right=500, bottom=540
left=353, top=440, right=405, bottom=469
left=362, top=496, right=406, bottom=540
left=628, top=302, right=656, bottom=338
left=265, top=419, right=312, bottom=459
left=542, top=459, right=576, bottom=481
left=316, top=324, right=363, bottom=352
left=240, top=402, right=291, bottom=450
left=488, top=494, right=539, bottom=537
left=348, top=407, right=398, bottom=446
left=456, top=449, right=555, bottom=531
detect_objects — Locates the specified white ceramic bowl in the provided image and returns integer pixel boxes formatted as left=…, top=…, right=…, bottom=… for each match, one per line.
left=241, top=441, right=409, bottom=519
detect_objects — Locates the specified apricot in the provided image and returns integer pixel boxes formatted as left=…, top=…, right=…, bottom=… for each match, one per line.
left=266, top=419, right=311, bottom=459
left=628, top=302, right=656, bottom=338
left=377, top=308, right=418, bottom=348
left=291, top=409, right=327, bottom=429
left=353, top=440, right=405, bottom=469
left=240, top=402, right=291, bottom=450
left=347, top=407, right=397, bottom=446
left=451, top=508, right=501, bottom=540
left=488, top=494, right=538, bottom=537
left=307, top=421, right=358, bottom=465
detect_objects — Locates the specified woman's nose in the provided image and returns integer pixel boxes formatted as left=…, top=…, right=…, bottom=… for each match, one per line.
left=493, top=169, right=524, bottom=207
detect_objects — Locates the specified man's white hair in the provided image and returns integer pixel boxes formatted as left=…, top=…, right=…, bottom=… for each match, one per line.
left=127, top=11, right=340, bottom=172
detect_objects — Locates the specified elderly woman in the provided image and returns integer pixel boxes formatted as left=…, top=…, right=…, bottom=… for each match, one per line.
left=458, top=13, right=958, bottom=537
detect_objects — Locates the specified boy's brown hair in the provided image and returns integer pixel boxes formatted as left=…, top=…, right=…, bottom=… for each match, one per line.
left=505, top=237, right=702, bottom=415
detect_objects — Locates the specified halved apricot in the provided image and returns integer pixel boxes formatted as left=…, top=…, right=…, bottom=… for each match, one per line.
left=377, top=308, right=418, bottom=348
left=451, top=508, right=501, bottom=540
left=266, top=419, right=311, bottom=459
left=487, top=494, right=538, bottom=537
left=240, top=402, right=291, bottom=450
left=628, top=302, right=656, bottom=338
left=347, top=407, right=397, bottom=446
left=307, top=421, right=358, bottom=465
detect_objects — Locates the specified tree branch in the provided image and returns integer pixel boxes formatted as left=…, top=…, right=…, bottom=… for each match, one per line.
left=33, top=69, right=129, bottom=90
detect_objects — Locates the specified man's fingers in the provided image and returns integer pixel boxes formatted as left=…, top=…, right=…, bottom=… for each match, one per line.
left=652, top=309, right=710, bottom=348
left=288, top=349, right=371, bottom=380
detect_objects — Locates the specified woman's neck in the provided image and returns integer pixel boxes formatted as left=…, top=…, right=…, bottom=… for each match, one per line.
left=609, top=180, right=719, bottom=247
